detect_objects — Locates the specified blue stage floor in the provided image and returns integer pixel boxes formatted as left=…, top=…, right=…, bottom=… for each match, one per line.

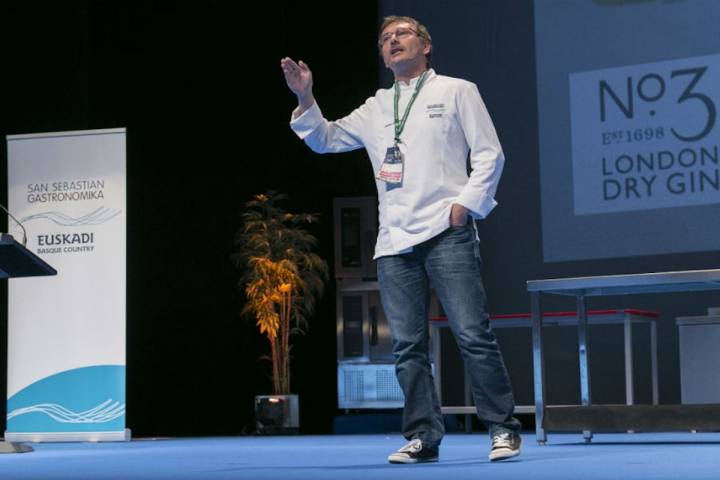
left=1, top=432, right=718, bottom=479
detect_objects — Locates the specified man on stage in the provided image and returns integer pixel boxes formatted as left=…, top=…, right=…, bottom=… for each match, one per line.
left=281, top=15, right=521, bottom=464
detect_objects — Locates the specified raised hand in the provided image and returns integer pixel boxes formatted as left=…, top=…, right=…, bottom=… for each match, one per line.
left=280, top=57, right=315, bottom=112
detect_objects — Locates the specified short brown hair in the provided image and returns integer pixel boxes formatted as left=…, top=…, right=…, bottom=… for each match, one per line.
left=378, top=15, right=432, bottom=67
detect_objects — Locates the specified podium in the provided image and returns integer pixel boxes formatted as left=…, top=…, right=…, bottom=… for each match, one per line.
left=0, top=233, right=57, bottom=453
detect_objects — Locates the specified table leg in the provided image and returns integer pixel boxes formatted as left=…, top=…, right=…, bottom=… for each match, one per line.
left=464, top=371, right=472, bottom=433
left=624, top=317, right=634, bottom=406
left=432, top=324, right=442, bottom=406
left=577, top=294, right=593, bottom=443
left=531, top=291, right=546, bottom=444
left=651, top=321, right=659, bottom=405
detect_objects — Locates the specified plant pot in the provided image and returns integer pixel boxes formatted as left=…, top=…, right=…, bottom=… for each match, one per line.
left=254, top=394, right=299, bottom=434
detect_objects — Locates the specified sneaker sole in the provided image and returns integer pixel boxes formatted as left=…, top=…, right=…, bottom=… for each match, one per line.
left=388, top=455, right=439, bottom=464
left=488, top=447, right=521, bottom=462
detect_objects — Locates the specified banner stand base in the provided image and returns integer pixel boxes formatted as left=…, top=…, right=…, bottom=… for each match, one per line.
left=4, top=428, right=131, bottom=443
left=0, top=441, right=33, bottom=454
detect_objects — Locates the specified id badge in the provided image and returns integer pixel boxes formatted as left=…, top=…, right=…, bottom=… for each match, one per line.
left=377, top=145, right=404, bottom=186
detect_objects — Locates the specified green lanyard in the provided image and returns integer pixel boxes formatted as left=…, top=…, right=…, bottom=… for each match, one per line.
left=393, top=70, right=428, bottom=145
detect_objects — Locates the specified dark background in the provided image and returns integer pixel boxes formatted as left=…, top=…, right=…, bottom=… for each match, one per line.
left=1, top=0, right=718, bottom=437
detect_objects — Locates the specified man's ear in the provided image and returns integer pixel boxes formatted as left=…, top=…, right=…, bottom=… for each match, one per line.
left=423, top=42, right=432, bottom=57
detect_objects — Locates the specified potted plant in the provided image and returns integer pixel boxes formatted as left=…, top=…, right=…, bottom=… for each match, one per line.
left=232, top=192, right=328, bottom=433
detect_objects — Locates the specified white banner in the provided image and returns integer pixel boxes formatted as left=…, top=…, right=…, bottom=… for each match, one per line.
left=5, top=128, right=127, bottom=442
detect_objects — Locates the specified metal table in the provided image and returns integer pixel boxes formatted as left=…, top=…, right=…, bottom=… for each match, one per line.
left=431, top=310, right=659, bottom=417
left=528, top=269, right=720, bottom=444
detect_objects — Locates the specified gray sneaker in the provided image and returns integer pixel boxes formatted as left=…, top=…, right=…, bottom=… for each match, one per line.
left=388, top=439, right=439, bottom=464
left=489, top=431, right=522, bottom=461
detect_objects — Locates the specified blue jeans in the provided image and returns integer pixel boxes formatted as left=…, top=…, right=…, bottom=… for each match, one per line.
left=377, top=223, right=521, bottom=448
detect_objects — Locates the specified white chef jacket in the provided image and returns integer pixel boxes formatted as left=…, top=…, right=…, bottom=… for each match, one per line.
left=290, top=69, right=504, bottom=259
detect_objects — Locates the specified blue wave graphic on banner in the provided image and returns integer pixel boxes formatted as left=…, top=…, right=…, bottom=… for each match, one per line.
left=6, top=365, right=126, bottom=433
left=20, top=206, right=121, bottom=226
left=7, top=399, right=125, bottom=424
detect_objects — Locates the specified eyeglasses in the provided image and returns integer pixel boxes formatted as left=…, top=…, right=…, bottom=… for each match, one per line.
left=378, top=27, right=418, bottom=46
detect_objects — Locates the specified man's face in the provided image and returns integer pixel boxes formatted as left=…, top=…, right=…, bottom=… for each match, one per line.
left=379, top=22, right=430, bottom=72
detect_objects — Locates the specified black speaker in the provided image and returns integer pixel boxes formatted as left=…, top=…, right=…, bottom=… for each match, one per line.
left=254, top=395, right=299, bottom=434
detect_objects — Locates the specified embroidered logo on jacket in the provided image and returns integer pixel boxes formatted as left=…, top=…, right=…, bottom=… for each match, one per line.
left=426, top=103, right=445, bottom=118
